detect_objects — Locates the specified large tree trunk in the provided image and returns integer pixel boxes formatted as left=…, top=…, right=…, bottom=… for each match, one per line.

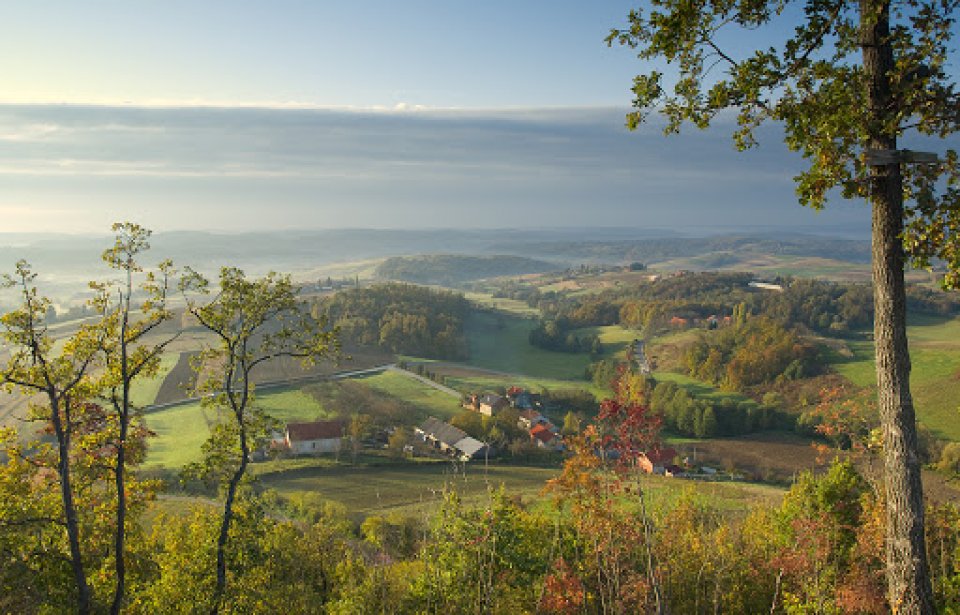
left=861, top=0, right=935, bottom=611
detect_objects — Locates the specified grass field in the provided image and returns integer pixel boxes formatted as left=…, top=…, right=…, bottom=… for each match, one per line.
left=572, top=325, right=644, bottom=360
left=357, top=371, right=462, bottom=420
left=465, top=311, right=592, bottom=380
left=129, top=352, right=180, bottom=408
left=254, top=458, right=786, bottom=519
left=828, top=315, right=960, bottom=441
left=144, top=385, right=334, bottom=468
left=257, top=460, right=558, bottom=517
left=464, top=292, right=540, bottom=317
left=142, top=401, right=215, bottom=469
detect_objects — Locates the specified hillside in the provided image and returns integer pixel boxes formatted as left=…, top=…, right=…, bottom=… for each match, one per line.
left=374, top=254, right=558, bottom=285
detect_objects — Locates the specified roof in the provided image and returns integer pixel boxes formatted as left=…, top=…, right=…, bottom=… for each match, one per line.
left=419, top=417, right=469, bottom=447
left=286, top=420, right=344, bottom=442
left=642, top=447, right=678, bottom=465
left=530, top=424, right=555, bottom=443
left=519, top=409, right=543, bottom=421
left=478, top=393, right=505, bottom=406
left=454, top=436, right=487, bottom=458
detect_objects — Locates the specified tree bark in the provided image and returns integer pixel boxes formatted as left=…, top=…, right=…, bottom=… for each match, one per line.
left=51, top=397, right=92, bottom=615
left=110, top=322, right=130, bottom=615
left=110, top=411, right=128, bottom=615
left=861, top=0, right=935, bottom=611
left=210, top=414, right=249, bottom=615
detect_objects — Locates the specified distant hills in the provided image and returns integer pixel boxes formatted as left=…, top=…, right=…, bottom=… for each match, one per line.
left=0, top=228, right=875, bottom=306
left=374, top=255, right=557, bottom=285
left=494, top=235, right=872, bottom=265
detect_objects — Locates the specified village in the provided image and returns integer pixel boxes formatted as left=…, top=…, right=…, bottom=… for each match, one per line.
left=271, top=384, right=729, bottom=480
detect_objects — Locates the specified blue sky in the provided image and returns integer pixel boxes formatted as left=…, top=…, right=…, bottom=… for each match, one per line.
left=0, top=1, right=905, bottom=234
left=0, top=1, right=645, bottom=108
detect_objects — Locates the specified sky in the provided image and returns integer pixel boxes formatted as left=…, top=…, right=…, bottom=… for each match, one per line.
left=0, top=1, right=924, bottom=234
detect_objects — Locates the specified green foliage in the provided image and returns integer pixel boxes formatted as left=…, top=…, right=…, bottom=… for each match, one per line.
left=407, top=490, right=553, bottom=613
left=686, top=316, right=818, bottom=389
left=608, top=0, right=960, bottom=288
left=322, top=283, right=469, bottom=359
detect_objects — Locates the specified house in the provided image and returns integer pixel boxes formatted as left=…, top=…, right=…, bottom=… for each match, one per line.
left=454, top=436, right=491, bottom=461
left=637, top=447, right=679, bottom=475
left=416, top=417, right=491, bottom=461
left=518, top=409, right=548, bottom=430
left=529, top=424, right=562, bottom=450
left=507, top=388, right=542, bottom=411
left=285, top=420, right=344, bottom=455
left=417, top=417, right=468, bottom=453
left=478, top=393, right=508, bottom=416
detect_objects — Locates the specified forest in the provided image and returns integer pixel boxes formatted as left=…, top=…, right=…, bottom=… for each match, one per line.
left=320, top=283, right=470, bottom=360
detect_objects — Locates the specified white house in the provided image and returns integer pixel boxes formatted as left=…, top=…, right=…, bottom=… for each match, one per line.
left=285, top=420, right=344, bottom=455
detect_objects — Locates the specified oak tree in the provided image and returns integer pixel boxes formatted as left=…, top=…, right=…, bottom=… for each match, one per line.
left=609, top=1, right=959, bottom=610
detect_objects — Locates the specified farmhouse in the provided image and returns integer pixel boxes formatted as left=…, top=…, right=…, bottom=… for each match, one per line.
left=529, top=423, right=562, bottom=450
left=638, top=447, right=679, bottom=475
left=478, top=393, right=508, bottom=416
left=507, top=388, right=542, bottom=411
left=285, top=420, right=344, bottom=455
left=517, top=409, right=548, bottom=430
left=416, top=417, right=491, bottom=461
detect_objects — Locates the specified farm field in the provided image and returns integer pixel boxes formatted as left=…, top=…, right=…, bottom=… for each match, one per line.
left=572, top=324, right=644, bottom=360
left=257, top=461, right=557, bottom=518
left=828, top=315, right=960, bottom=441
left=357, top=371, right=462, bottom=420
left=253, top=459, right=786, bottom=519
left=464, top=311, right=592, bottom=380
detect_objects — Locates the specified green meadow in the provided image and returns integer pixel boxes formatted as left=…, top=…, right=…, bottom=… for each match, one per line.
left=827, top=315, right=960, bottom=440
left=129, top=352, right=180, bottom=408
left=464, top=311, right=592, bottom=380
left=357, top=371, right=462, bottom=419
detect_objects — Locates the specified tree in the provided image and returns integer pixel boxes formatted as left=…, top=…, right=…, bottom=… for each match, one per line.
left=94, top=222, right=178, bottom=614
left=609, top=2, right=959, bottom=609
left=182, top=267, right=338, bottom=613
left=346, top=412, right=372, bottom=464
left=0, top=261, right=105, bottom=614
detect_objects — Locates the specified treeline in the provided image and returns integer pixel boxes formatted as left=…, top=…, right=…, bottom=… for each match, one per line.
left=320, top=283, right=469, bottom=359
left=507, top=233, right=874, bottom=264
left=494, top=272, right=960, bottom=340
left=649, top=380, right=785, bottom=438
left=528, top=317, right=602, bottom=354
left=374, top=254, right=556, bottom=286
